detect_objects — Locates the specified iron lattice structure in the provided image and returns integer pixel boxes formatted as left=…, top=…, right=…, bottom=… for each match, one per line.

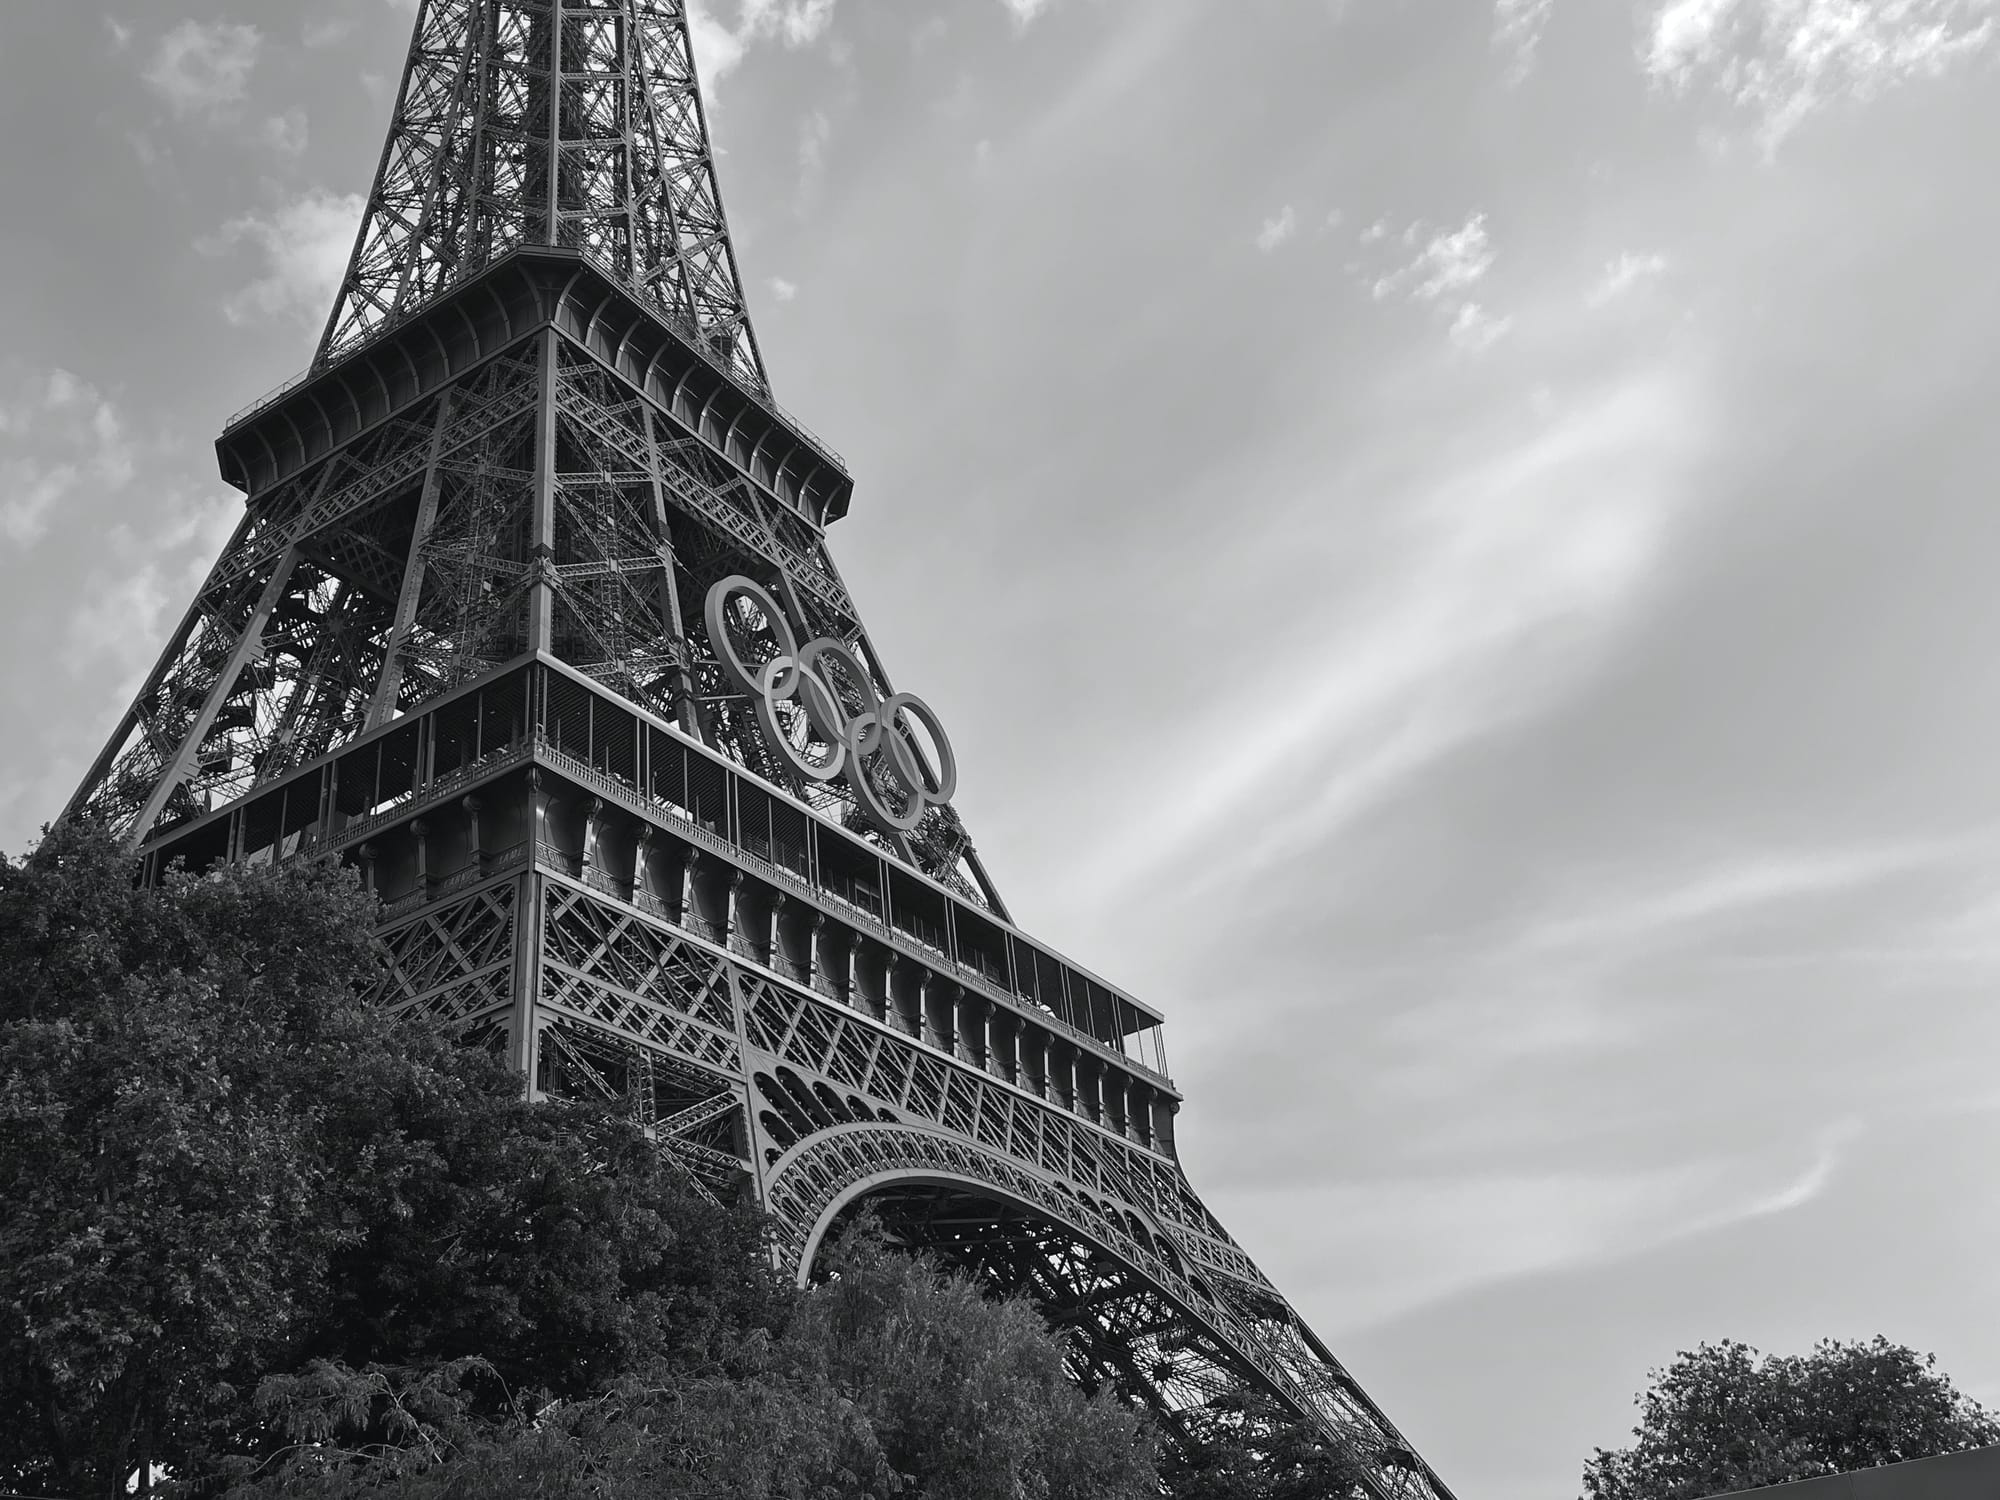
left=63, top=4, right=1458, bottom=1496
left=318, top=0, right=766, bottom=391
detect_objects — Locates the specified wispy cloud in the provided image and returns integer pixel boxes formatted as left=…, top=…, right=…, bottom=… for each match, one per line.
left=142, top=19, right=262, bottom=119
left=1343, top=836, right=1986, bottom=1141
left=199, top=190, right=365, bottom=327
left=64, top=489, right=239, bottom=678
left=1520, top=843, right=1959, bottom=956
left=1406, top=215, right=1498, bottom=302
left=259, top=108, right=310, bottom=159
left=0, top=369, right=136, bottom=548
left=1074, top=356, right=1713, bottom=902
left=302, top=15, right=356, bottom=50
left=1241, top=1123, right=1857, bottom=1334
left=1255, top=204, right=1298, bottom=252
left=1449, top=301, right=1513, bottom=351
left=796, top=108, right=833, bottom=212
left=1588, top=250, right=1672, bottom=307
left=687, top=0, right=842, bottom=90
left=999, top=0, right=1058, bottom=25
left=1364, top=214, right=1511, bottom=348
left=1494, top=0, right=1558, bottom=81
left=768, top=275, right=799, bottom=303
left=1642, top=0, right=1998, bottom=151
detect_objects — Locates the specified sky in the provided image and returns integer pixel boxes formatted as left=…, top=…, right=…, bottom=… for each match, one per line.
left=4, top=0, right=2000, bottom=1494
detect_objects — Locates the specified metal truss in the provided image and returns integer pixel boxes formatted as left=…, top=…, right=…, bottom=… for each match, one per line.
left=66, top=351, right=543, bottom=838
left=67, top=329, right=991, bottom=902
left=767, top=1122, right=1443, bottom=1500
left=317, top=0, right=767, bottom=394
left=513, top=877, right=1451, bottom=1500
left=377, top=879, right=520, bottom=1028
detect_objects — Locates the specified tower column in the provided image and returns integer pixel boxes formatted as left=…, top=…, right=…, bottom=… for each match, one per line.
left=529, top=329, right=560, bottom=654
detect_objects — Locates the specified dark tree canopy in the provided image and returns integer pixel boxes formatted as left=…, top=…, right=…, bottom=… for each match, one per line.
left=0, top=826, right=786, bottom=1499
left=1, top=823, right=383, bottom=1499
left=225, top=1244, right=1159, bottom=1500
left=1584, top=1337, right=2000, bottom=1500
left=791, top=1233, right=1157, bottom=1500
left=0, top=826, right=1165, bottom=1500
left=1159, top=1386, right=1367, bottom=1500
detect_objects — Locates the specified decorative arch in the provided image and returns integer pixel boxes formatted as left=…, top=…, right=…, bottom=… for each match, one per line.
left=765, top=1122, right=1433, bottom=1499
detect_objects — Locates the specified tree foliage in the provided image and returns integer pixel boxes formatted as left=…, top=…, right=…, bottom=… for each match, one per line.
left=1159, top=1386, right=1367, bottom=1500
left=1584, top=1337, right=2000, bottom=1500
left=0, top=825, right=787, bottom=1498
left=223, top=1244, right=1158, bottom=1500
left=790, top=1234, right=1157, bottom=1500
left=0, top=823, right=382, bottom=1498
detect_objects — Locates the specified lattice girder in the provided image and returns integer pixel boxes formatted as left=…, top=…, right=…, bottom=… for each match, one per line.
left=318, top=0, right=768, bottom=394
left=463, top=868, right=1447, bottom=1499
left=766, top=1125, right=1444, bottom=1500
left=69, top=321, right=988, bottom=902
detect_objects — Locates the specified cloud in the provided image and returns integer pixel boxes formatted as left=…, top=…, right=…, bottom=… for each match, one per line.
left=64, top=491, right=240, bottom=677
left=1449, top=301, right=1513, bottom=351
left=1362, top=214, right=1511, bottom=351
left=768, top=275, right=799, bottom=302
left=1077, top=360, right=1713, bottom=899
left=1244, top=1123, right=1856, bottom=1333
left=142, top=20, right=262, bottom=119
left=1362, top=839, right=1972, bottom=1118
left=686, top=0, right=842, bottom=91
left=1645, top=0, right=1742, bottom=83
left=302, top=16, right=357, bottom=49
left=1000, top=0, right=1058, bottom=25
left=1642, top=0, right=1999, bottom=150
left=796, top=108, right=832, bottom=211
left=1520, top=842, right=1961, bottom=956
left=1494, top=0, right=1558, bottom=81
left=1373, top=214, right=1497, bottom=302
left=1255, top=204, right=1298, bottom=253
left=0, top=369, right=137, bottom=548
left=1588, top=249, right=1672, bottom=307
left=259, top=108, right=310, bottom=158
left=200, top=190, right=366, bottom=328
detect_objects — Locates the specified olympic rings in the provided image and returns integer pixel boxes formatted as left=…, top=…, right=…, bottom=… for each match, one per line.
left=704, top=576, right=958, bottom=830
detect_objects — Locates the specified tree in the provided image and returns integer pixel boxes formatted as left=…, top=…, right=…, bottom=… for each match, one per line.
left=0, top=824, right=384, bottom=1499
left=213, top=1356, right=892, bottom=1500
left=788, top=1236, right=1159, bottom=1500
left=0, top=825, right=790, bottom=1497
left=226, top=1241, right=1160, bottom=1500
left=296, top=1028, right=790, bottom=1403
left=1158, top=1386, right=1366, bottom=1500
left=1584, top=1337, right=2000, bottom=1500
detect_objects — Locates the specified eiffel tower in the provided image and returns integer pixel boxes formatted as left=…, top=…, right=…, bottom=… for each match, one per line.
left=64, top=5, right=1456, bottom=1494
